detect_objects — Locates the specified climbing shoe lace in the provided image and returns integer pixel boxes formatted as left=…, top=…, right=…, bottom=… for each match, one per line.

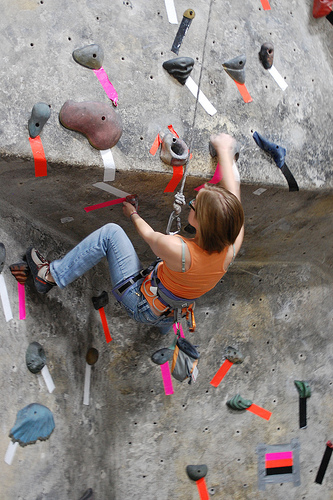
left=26, top=248, right=57, bottom=294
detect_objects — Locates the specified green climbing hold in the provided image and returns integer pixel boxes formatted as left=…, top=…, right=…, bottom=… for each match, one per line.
left=227, top=394, right=252, bottom=410
left=294, top=380, right=311, bottom=398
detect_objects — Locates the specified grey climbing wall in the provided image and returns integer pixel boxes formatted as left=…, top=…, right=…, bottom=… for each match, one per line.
left=0, top=0, right=333, bottom=499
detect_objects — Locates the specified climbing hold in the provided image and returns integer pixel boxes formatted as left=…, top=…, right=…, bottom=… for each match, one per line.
left=72, top=44, right=104, bottom=70
left=92, top=291, right=109, bottom=310
left=9, top=403, right=55, bottom=446
left=294, top=380, right=311, bottom=398
left=186, top=464, right=208, bottom=481
left=26, top=342, right=46, bottom=374
left=151, top=348, right=174, bottom=365
left=59, top=101, right=123, bottom=150
left=209, top=140, right=240, bottom=162
left=9, top=262, right=30, bottom=285
left=222, top=55, right=246, bottom=84
left=162, top=57, right=194, bottom=85
left=79, top=489, right=94, bottom=500
left=313, top=0, right=333, bottom=18
left=225, top=346, right=244, bottom=364
left=0, top=243, right=6, bottom=273
left=227, top=394, right=253, bottom=410
left=86, top=348, right=99, bottom=366
left=160, top=131, right=189, bottom=166
left=252, top=131, right=286, bottom=169
left=259, top=42, right=274, bottom=70
left=28, top=102, right=51, bottom=139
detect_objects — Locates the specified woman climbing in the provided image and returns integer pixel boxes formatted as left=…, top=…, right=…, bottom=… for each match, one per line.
left=26, top=133, right=244, bottom=335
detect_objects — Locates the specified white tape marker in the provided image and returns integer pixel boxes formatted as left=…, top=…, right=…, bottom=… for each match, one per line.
left=93, top=182, right=130, bottom=198
left=100, top=149, right=116, bottom=182
left=83, top=363, right=91, bottom=405
left=253, top=188, right=267, bottom=196
left=0, top=274, right=13, bottom=322
left=268, top=66, right=288, bottom=91
left=41, top=365, right=55, bottom=393
left=5, top=441, right=18, bottom=465
left=185, top=77, right=217, bottom=116
left=164, top=0, right=178, bottom=24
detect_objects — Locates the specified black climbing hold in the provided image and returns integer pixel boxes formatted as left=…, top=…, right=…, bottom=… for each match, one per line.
left=222, top=55, right=246, bottom=84
left=92, top=291, right=109, bottom=310
left=0, top=243, right=5, bottom=273
left=186, top=464, right=208, bottom=481
left=26, top=342, right=46, bottom=374
left=28, top=102, right=51, bottom=139
left=79, top=489, right=94, bottom=500
left=86, top=348, right=99, bottom=366
left=160, top=131, right=189, bottom=166
left=162, top=57, right=194, bottom=85
left=72, top=44, right=104, bottom=70
left=184, top=223, right=196, bottom=234
left=151, top=348, right=174, bottom=365
left=259, top=42, right=274, bottom=70
left=171, top=9, right=196, bottom=55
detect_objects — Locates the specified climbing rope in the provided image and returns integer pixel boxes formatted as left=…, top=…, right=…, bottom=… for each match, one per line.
left=166, top=0, right=215, bottom=235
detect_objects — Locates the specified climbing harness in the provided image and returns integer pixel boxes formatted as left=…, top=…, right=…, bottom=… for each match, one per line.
left=166, top=0, right=214, bottom=235
left=111, top=260, right=159, bottom=302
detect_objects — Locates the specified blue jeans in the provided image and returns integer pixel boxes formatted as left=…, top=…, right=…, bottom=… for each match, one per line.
left=50, top=223, right=174, bottom=334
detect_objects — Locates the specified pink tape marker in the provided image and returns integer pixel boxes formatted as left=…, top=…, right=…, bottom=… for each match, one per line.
left=18, top=283, right=26, bottom=320
left=93, top=67, right=118, bottom=106
left=173, top=322, right=185, bottom=338
left=195, top=162, right=222, bottom=191
left=160, top=362, right=174, bottom=395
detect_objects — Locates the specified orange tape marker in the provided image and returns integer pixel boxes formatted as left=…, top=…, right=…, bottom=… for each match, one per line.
left=265, top=458, right=293, bottom=468
left=260, top=0, right=271, bottom=10
left=210, top=359, right=233, bottom=387
left=149, top=134, right=162, bottom=155
left=234, top=82, right=253, bottom=103
left=196, top=478, right=209, bottom=500
left=247, top=403, right=272, bottom=421
left=29, top=136, right=47, bottom=177
left=99, top=307, right=112, bottom=343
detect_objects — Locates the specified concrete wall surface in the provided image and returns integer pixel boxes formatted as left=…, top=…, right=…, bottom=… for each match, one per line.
left=0, top=158, right=332, bottom=499
left=0, top=0, right=332, bottom=188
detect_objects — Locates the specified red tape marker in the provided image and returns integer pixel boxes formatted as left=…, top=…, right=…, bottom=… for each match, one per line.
left=164, top=166, right=183, bottom=192
left=210, top=359, right=233, bottom=387
left=98, top=307, right=112, bottom=343
left=196, top=478, right=209, bottom=500
left=234, top=82, right=253, bottom=103
left=84, top=196, right=126, bottom=213
left=29, top=136, right=47, bottom=177
left=260, top=0, right=271, bottom=10
left=247, top=403, right=272, bottom=421
left=150, top=133, right=162, bottom=155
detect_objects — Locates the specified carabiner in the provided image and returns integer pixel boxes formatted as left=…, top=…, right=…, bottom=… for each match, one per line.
left=166, top=210, right=181, bottom=235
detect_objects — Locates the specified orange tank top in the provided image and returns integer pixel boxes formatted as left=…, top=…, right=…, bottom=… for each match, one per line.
left=141, top=237, right=228, bottom=313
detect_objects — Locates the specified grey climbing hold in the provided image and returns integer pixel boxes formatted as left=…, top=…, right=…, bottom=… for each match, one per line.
left=209, top=141, right=240, bottom=162
left=79, top=489, right=94, bottom=500
left=151, top=348, right=174, bottom=365
left=72, top=44, right=104, bottom=70
left=227, top=394, right=252, bottom=410
left=225, top=346, right=244, bottom=364
left=0, top=243, right=6, bottom=273
left=222, top=55, right=246, bottom=84
left=86, top=348, right=99, bottom=366
left=59, top=101, right=123, bottom=150
left=162, top=57, right=194, bottom=85
left=259, top=42, right=274, bottom=70
left=28, top=102, right=51, bottom=138
left=186, top=464, right=208, bottom=481
left=9, top=403, right=55, bottom=446
left=160, top=131, right=189, bottom=166
left=26, top=342, right=46, bottom=374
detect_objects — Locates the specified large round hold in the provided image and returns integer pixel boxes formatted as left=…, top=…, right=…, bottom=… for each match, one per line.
left=59, top=100, right=123, bottom=150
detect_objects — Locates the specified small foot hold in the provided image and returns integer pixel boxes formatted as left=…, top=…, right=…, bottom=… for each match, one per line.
left=9, top=262, right=30, bottom=285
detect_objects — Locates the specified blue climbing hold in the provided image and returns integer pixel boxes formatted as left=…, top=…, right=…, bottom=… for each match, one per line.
left=253, top=131, right=286, bottom=169
left=9, top=403, right=55, bottom=446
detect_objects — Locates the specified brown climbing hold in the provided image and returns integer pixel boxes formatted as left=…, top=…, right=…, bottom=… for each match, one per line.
left=9, top=262, right=30, bottom=284
left=259, top=42, right=274, bottom=70
left=72, top=44, right=104, bottom=70
left=59, top=101, right=123, bottom=150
